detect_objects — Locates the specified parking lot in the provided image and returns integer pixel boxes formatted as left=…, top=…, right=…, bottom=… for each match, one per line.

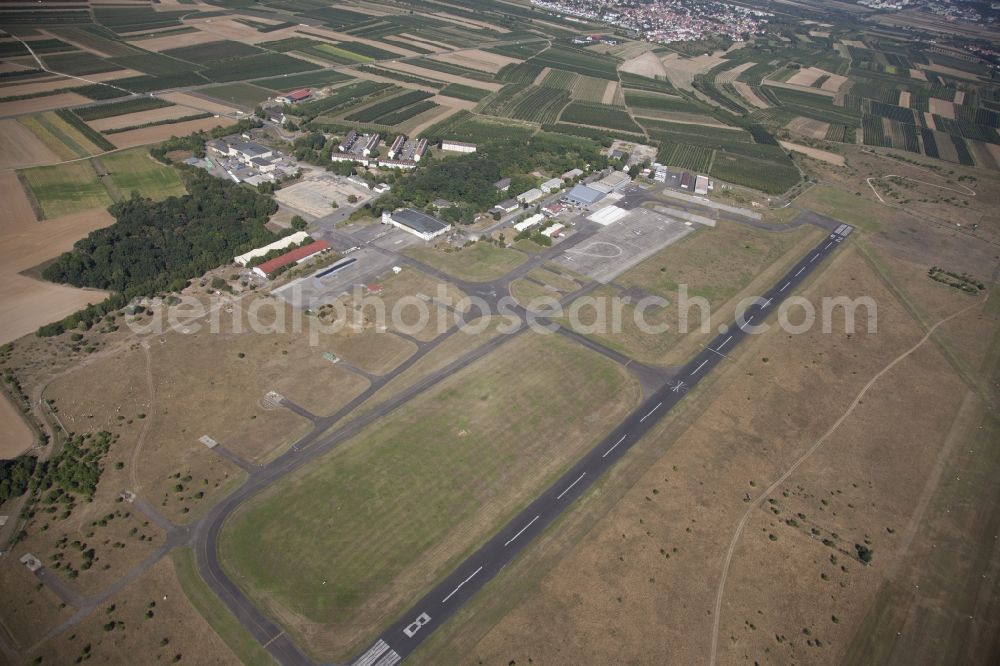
left=275, top=170, right=373, bottom=219
left=554, top=208, right=693, bottom=284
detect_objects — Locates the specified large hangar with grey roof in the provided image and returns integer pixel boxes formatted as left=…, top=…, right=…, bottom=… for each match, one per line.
left=382, top=208, right=451, bottom=241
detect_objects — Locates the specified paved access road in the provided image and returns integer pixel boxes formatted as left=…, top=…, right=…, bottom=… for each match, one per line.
left=350, top=223, right=855, bottom=666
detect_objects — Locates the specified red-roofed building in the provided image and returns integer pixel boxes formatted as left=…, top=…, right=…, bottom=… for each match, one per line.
left=276, top=88, right=311, bottom=104
left=253, top=240, right=330, bottom=279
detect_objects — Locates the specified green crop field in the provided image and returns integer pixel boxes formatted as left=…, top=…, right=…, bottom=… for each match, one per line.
left=559, top=101, right=642, bottom=133
left=423, top=110, right=537, bottom=143
left=220, top=332, right=639, bottom=634
left=202, top=53, right=320, bottom=83
left=655, top=142, right=714, bottom=172
left=625, top=91, right=703, bottom=115
left=439, top=83, right=490, bottom=102
left=295, top=81, right=394, bottom=116
left=374, top=100, right=438, bottom=126
left=253, top=69, right=353, bottom=91
left=20, top=161, right=112, bottom=219
left=297, top=42, right=373, bottom=65
left=709, top=152, right=800, bottom=194
left=571, top=75, right=612, bottom=103
left=528, top=44, right=620, bottom=80
left=480, top=85, right=570, bottom=124
left=417, top=57, right=497, bottom=82
left=41, top=51, right=124, bottom=76
left=540, top=69, right=578, bottom=90
left=98, top=148, right=186, bottom=201
left=73, top=97, right=174, bottom=121
left=202, top=83, right=274, bottom=107
left=345, top=90, right=434, bottom=122
left=496, top=61, right=543, bottom=84
left=162, top=40, right=264, bottom=63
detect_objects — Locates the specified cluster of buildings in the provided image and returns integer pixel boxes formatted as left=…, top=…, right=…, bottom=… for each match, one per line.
left=328, top=130, right=474, bottom=169
left=491, top=170, right=586, bottom=215
left=203, top=135, right=299, bottom=186
left=532, top=0, right=770, bottom=44
left=650, top=164, right=712, bottom=195
left=570, top=34, right=619, bottom=45
left=564, top=170, right=631, bottom=207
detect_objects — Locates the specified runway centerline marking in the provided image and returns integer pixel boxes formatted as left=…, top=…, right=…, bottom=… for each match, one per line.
left=556, top=473, right=587, bottom=500
left=442, top=566, right=484, bottom=603
left=762, top=298, right=772, bottom=308
left=504, top=516, right=539, bottom=547
left=825, top=242, right=833, bottom=249
left=639, top=402, right=662, bottom=422
left=795, top=267, right=805, bottom=277
left=717, top=335, right=733, bottom=351
left=779, top=282, right=790, bottom=292
left=602, top=435, right=627, bottom=458
left=690, top=359, right=709, bottom=375
left=810, top=253, right=819, bottom=262
left=740, top=315, right=754, bottom=329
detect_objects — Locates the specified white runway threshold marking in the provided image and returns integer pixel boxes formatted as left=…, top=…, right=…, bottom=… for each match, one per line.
left=442, top=566, right=483, bottom=603
left=690, top=359, right=708, bottom=376
left=603, top=434, right=627, bottom=458
left=557, top=472, right=587, bottom=500
left=640, top=402, right=662, bottom=423
left=505, top=515, right=540, bottom=547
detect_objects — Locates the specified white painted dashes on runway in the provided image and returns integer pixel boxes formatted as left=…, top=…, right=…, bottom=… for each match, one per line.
left=640, top=402, right=662, bottom=422
left=690, top=359, right=708, bottom=376
left=505, top=516, right=540, bottom=547
left=557, top=473, right=586, bottom=500
left=442, top=566, right=483, bottom=603
left=603, top=434, right=627, bottom=458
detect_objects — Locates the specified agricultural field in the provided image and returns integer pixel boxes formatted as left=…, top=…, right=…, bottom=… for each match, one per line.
left=655, top=142, right=714, bottom=171
left=19, top=161, right=112, bottom=219
left=162, top=40, right=264, bottom=63
left=72, top=97, right=175, bottom=122
left=345, top=90, right=435, bottom=123
left=17, top=110, right=108, bottom=160
left=479, top=84, right=571, bottom=125
left=96, top=148, right=186, bottom=201
left=201, top=53, right=320, bottom=83
left=438, top=83, right=491, bottom=102
left=528, top=44, right=621, bottom=80
left=201, top=82, right=274, bottom=108
left=559, top=101, right=641, bottom=133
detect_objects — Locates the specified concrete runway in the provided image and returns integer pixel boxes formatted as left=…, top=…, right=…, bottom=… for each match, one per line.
left=350, top=223, right=855, bottom=666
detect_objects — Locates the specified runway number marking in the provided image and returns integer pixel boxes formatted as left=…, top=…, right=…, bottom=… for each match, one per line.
left=403, top=612, right=431, bottom=638
left=602, top=435, right=627, bottom=458
left=640, top=402, right=662, bottom=423
left=557, top=473, right=587, bottom=500
left=690, top=359, right=708, bottom=376
left=505, top=515, right=540, bottom=547
left=442, top=566, right=483, bottom=604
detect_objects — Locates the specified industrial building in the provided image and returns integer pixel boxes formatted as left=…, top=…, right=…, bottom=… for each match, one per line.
left=562, top=168, right=584, bottom=181
left=275, top=88, right=311, bottom=104
left=440, top=139, right=477, bottom=153
left=564, top=184, right=606, bottom=207
left=382, top=208, right=451, bottom=241
left=253, top=240, right=331, bottom=279
left=234, top=231, right=311, bottom=267
left=590, top=171, right=631, bottom=194
left=694, top=175, right=712, bottom=195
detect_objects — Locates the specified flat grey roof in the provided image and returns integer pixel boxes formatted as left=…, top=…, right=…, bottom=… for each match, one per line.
left=566, top=184, right=605, bottom=205
left=392, top=208, right=449, bottom=234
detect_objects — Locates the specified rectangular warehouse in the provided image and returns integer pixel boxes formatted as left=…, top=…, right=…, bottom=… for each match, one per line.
left=382, top=209, right=451, bottom=241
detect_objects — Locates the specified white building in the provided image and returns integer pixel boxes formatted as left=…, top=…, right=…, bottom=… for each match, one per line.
left=233, top=231, right=310, bottom=267
left=540, top=177, right=563, bottom=192
left=441, top=139, right=477, bottom=153
left=382, top=209, right=450, bottom=241
left=513, top=213, right=545, bottom=232
left=517, top=188, right=545, bottom=205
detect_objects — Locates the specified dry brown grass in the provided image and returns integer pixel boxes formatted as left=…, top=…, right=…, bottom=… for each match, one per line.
left=26, top=557, right=239, bottom=665
left=0, top=554, right=75, bottom=652
left=413, top=246, right=984, bottom=666
left=107, top=116, right=229, bottom=149
left=0, top=118, right=59, bottom=168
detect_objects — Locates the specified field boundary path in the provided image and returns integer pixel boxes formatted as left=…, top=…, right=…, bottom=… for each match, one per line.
left=707, top=298, right=980, bottom=665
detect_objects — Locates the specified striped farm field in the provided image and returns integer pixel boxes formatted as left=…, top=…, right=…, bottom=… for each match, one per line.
left=655, top=142, right=713, bottom=172
left=20, top=161, right=111, bottom=219
left=572, top=75, right=612, bottom=103
left=540, top=69, right=578, bottom=90
left=18, top=111, right=105, bottom=160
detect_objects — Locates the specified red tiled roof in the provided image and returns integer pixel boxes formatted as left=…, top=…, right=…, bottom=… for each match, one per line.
left=283, top=88, right=311, bottom=101
left=256, top=240, right=329, bottom=276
